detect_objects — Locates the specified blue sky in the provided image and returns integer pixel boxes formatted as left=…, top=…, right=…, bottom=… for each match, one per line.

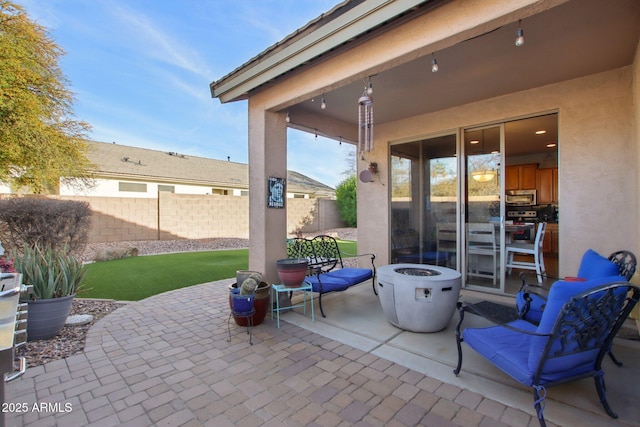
left=17, top=0, right=355, bottom=188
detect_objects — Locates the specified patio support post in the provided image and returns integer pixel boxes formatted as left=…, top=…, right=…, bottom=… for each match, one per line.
left=248, top=105, right=288, bottom=284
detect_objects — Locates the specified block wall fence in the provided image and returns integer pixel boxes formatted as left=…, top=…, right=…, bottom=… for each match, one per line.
left=49, top=193, right=344, bottom=243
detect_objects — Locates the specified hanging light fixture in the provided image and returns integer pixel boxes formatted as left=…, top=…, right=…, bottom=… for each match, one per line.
left=515, top=20, right=524, bottom=47
left=358, top=83, right=374, bottom=154
left=321, top=95, right=327, bottom=110
left=285, top=110, right=291, bottom=123
left=470, top=129, right=496, bottom=182
left=471, top=171, right=496, bottom=182
left=431, top=52, right=439, bottom=73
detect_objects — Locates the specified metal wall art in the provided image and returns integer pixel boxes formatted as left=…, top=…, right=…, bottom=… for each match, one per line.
left=267, top=176, right=285, bottom=208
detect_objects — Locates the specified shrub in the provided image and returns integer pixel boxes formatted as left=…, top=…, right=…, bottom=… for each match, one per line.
left=335, top=175, right=357, bottom=227
left=0, top=197, right=91, bottom=254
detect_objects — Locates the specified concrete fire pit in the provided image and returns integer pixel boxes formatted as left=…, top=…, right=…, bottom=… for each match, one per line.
left=378, top=264, right=461, bottom=332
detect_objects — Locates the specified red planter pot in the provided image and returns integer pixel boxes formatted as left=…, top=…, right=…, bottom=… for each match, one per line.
left=276, top=258, right=308, bottom=287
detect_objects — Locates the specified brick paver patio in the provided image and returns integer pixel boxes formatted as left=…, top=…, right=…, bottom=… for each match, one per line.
left=6, top=280, right=544, bottom=426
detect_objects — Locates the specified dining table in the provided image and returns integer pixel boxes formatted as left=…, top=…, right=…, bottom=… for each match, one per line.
left=494, top=221, right=535, bottom=243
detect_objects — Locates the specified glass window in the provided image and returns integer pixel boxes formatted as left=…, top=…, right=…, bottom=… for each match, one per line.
left=118, top=182, right=147, bottom=192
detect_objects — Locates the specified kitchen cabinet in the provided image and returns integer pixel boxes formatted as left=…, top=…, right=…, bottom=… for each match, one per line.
left=505, top=164, right=537, bottom=190
left=543, top=223, right=559, bottom=255
left=537, top=168, right=558, bottom=204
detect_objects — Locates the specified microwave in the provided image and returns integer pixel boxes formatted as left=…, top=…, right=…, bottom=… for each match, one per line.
left=505, top=190, right=536, bottom=206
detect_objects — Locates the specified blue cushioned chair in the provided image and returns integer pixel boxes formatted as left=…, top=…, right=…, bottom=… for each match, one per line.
left=516, top=248, right=635, bottom=366
left=454, top=278, right=639, bottom=427
left=516, top=249, right=621, bottom=324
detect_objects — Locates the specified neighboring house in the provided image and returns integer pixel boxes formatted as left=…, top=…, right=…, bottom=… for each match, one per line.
left=210, top=0, right=640, bottom=290
left=58, top=141, right=335, bottom=199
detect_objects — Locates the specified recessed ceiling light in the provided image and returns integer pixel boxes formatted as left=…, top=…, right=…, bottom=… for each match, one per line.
left=535, top=130, right=546, bottom=135
left=546, top=143, right=557, bottom=148
left=470, top=140, right=480, bottom=144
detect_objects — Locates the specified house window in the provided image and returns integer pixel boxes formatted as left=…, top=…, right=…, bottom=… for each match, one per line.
left=212, top=189, right=229, bottom=195
left=158, top=185, right=175, bottom=193
left=119, top=182, right=147, bottom=192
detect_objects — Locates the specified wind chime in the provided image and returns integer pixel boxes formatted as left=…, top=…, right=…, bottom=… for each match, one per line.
left=358, top=80, right=374, bottom=155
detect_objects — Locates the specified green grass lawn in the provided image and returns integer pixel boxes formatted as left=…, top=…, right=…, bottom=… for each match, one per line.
left=79, top=240, right=358, bottom=301
left=79, top=249, right=249, bottom=301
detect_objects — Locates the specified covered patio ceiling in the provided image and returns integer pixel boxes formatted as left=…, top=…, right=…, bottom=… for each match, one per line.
left=284, top=0, right=639, bottom=155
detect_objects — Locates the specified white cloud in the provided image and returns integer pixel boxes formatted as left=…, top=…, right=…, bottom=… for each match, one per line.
left=106, top=2, right=212, bottom=79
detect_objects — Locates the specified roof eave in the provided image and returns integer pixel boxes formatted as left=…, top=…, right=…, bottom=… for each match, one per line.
left=210, top=0, right=431, bottom=103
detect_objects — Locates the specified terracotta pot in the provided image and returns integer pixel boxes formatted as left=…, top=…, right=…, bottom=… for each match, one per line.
left=276, top=258, right=308, bottom=287
left=228, top=282, right=271, bottom=326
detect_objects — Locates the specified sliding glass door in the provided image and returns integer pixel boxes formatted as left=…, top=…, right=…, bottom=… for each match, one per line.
left=390, top=134, right=458, bottom=269
left=463, top=125, right=504, bottom=292
left=389, top=113, right=558, bottom=295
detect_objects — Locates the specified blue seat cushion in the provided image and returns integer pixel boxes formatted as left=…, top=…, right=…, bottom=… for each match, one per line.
left=396, top=252, right=447, bottom=264
left=306, top=268, right=372, bottom=293
left=464, top=316, right=613, bottom=386
left=577, top=249, right=619, bottom=279
left=516, top=292, right=546, bottom=323
left=516, top=249, right=620, bottom=322
left=528, top=276, right=625, bottom=375
left=463, top=320, right=537, bottom=385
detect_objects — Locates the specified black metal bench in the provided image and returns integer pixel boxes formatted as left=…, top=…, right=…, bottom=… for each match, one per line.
left=287, top=235, right=376, bottom=317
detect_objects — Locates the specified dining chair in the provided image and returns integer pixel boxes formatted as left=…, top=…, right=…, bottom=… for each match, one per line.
left=466, top=223, right=499, bottom=284
left=506, top=222, right=547, bottom=283
left=436, top=223, right=457, bottom=267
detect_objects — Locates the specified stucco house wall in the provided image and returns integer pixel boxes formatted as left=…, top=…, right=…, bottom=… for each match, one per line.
left=365, top=66, right=636, bottom=276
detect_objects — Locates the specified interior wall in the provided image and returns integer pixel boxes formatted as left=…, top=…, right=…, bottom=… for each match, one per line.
left=366, top=66, right=636, bottom=275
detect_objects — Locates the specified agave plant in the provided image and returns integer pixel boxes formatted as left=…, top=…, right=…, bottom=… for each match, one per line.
left=13, top=245, right=86, bottom=299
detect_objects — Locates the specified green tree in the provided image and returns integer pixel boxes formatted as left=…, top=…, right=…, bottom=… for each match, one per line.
left=0, top=1, right=92, bottom=193
left=335, top=175, right=357, bottom=227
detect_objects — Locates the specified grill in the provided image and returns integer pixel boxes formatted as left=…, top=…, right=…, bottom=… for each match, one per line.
left=0, top=273, right=28, bottom=427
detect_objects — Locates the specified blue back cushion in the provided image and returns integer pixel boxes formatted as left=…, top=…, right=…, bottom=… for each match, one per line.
left=527, top=275, right=625, bottom=374
left=577, top=249, right=619, bottom=279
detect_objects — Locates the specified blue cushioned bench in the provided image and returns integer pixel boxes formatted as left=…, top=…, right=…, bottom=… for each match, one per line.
left=286, top=235, right=376, bottom=317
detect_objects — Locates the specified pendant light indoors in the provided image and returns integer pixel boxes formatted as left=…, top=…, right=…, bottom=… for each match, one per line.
left=471, top=171, right=495, bottom=182
left=470, top=129, right=496, bottom=182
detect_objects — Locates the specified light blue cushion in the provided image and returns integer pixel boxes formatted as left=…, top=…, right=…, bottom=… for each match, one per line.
left=306, top=268, right=372, bottom=293
left=577, top=249, right=619, bottom=279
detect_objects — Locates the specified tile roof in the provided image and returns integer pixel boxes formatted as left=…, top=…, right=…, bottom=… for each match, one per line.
left=85, top=141, right=334, bottom=195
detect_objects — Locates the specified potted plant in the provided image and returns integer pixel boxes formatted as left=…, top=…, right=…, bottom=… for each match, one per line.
left=13, top=245, right=87, bottom=341
left=228, top=272, right=271, bottom=327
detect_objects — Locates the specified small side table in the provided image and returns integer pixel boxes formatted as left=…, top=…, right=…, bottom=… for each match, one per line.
left=271, top=281, right=315, bottom=328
